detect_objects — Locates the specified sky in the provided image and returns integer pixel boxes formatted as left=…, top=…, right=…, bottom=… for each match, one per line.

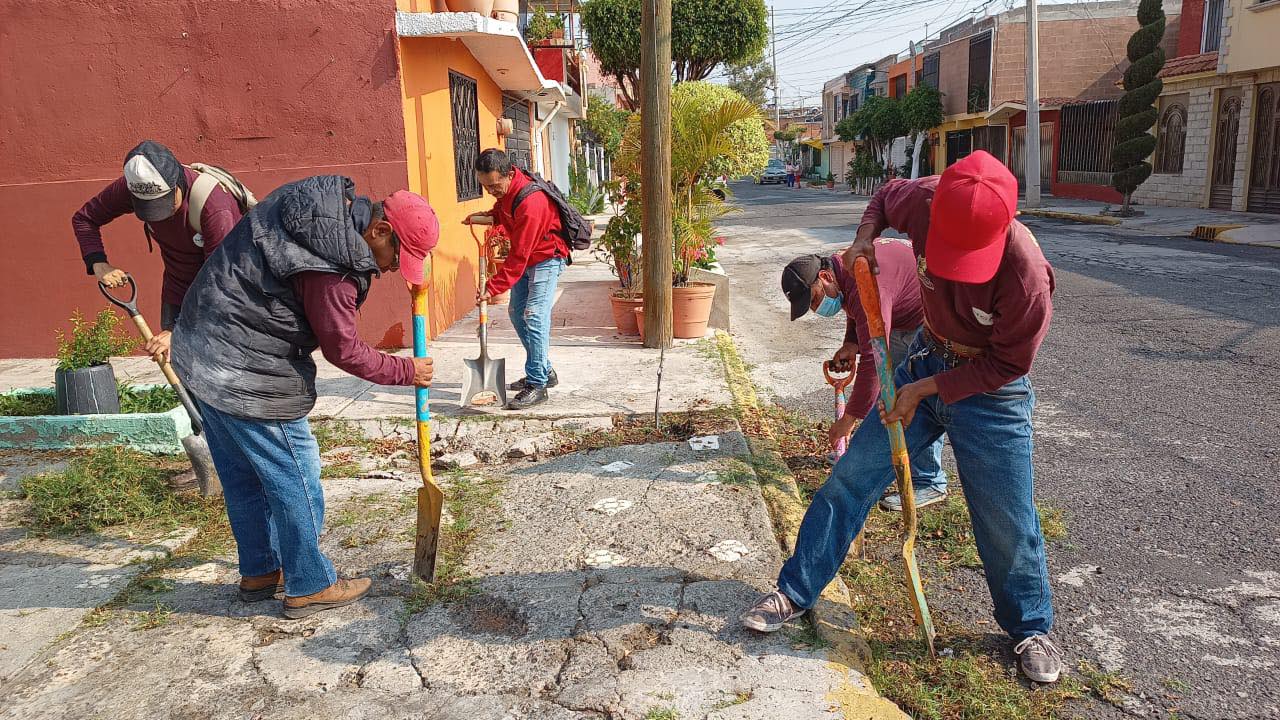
left=708, top=0, right=1021, bottom=109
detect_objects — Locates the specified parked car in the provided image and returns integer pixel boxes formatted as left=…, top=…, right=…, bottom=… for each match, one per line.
left=759, top=160, right=787, bottom=185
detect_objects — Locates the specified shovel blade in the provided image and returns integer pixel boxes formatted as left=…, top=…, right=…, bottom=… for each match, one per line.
left=896, top=459, right=937, bottom=657
left=461, top=356, right=508, bottom=407
left=413, top=482, right=444, bottom=582
left=181, top=433, right=222, bottom=497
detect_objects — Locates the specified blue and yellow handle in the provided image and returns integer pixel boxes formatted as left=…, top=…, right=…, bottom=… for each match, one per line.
left=411, top=260, right=444, bottom=582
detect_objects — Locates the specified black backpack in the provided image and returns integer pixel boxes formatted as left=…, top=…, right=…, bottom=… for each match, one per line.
left=509, top=171, right=593, bottom=264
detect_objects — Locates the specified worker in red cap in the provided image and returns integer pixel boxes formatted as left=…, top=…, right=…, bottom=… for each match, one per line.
left=741, top=151, right=1062, bottom=684
left=171, top=177, right=438, bottom=619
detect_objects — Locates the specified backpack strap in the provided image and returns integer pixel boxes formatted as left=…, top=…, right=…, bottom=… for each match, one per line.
left=186, top=171, right=220, bottom=235
left=508, top=182, right=541, bottom=215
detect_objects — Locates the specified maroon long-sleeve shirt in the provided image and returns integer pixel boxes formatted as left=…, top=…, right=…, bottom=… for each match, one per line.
left=830, top=239, right=924, bottom=420
left=72, top=168, right=242, bottom=307
left=486, top=170, right=565, bottom=297
left=292, top=272, right=415, bottom=386
left=859, top=178, right=1056, bottom=404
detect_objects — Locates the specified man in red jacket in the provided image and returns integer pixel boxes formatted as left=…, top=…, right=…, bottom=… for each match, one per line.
left=71, top=141, right=243, bottom=363
left=743, top=151, right=1062, bottom=685
left=466, top=149, right=569, bottom=410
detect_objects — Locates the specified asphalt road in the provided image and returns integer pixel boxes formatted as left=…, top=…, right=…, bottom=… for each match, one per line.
left=718, top=180, right=1280, bottom=720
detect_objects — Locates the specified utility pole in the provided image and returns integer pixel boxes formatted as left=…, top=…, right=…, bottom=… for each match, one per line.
left=640, top=0, right=673, bottom=348
left=771, top=5, right=780, bottom=141
left=1024, top=0, right=1042, bottom=206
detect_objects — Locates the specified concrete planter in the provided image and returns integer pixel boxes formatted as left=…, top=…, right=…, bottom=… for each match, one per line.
left=0, top=387, right=193, bottom=454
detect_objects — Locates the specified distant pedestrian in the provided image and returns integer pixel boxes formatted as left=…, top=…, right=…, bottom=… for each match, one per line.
left=171, top=177, right=437, bottom=619
left=466, top=149, right=571, bottom=411
left=785, top=163, right=796, bottom=188
left=743, top=151, right=1063, bottom=685
left=779, top=242, right=948, bottom=509
left=72, top=141, right=247, bottom=363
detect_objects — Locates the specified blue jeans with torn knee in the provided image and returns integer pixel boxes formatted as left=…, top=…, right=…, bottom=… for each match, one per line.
left=779, top=332, right=1053, bottom=641
left=194, top=397, right=337, bottom=597
left=508, top=256, right=565, bottom=387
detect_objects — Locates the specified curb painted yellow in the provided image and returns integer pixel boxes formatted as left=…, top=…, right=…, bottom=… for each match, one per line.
left=711, top=331, right=911, bottom=720
left=1017, top=209, right=1123, bottom=226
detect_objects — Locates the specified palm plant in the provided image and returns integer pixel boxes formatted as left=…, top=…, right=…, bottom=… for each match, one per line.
left=618, top=88, right=760, bottom=285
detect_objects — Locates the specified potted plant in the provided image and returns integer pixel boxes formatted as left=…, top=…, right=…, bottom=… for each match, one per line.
left=595, top=200, right=644, bottom=335
left=617, top=82, right=768, bottom=339
left=54, top=308, right=138, bottom=415
left=825, top=171, right=836, bottom=189
left=525, top=8, right=564, bottom=46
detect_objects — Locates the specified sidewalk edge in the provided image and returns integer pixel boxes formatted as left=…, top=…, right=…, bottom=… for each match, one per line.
left=710, top=331, right=909, bottom=720
left=1018, top=209, right=1122, bottom=226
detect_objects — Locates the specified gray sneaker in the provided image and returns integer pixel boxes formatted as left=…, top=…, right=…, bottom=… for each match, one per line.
left=1015, top=634, right=1063, bottom=683
left=879, top=486, right=948, bottom=512
left=740, top=590, right=805, bottom=632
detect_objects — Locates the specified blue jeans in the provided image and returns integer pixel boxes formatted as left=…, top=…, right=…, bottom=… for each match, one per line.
left=195, top=397, right=337, bottom=597
left=888, top=329, right=947, bottom=494
left=508, top=256, right=565, bottom=387
left=779, top=332, right=1053, bottom=641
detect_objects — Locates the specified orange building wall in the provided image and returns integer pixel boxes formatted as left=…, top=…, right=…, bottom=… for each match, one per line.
left=398, top=37, right=506, bottom=338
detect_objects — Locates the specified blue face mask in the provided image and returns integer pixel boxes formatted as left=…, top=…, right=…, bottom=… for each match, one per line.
left=815, top=293, right=844, bottom=317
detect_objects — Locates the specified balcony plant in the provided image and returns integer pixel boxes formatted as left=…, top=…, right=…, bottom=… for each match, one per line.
left=617, top=82, right=767, bottom=337
left=54, top=308, right=139, bottom=415
left=525, top=8, right=564, bottom=46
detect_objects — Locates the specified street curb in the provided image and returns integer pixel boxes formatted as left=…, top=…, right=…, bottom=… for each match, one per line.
left=709, top=331, right=909, bottom=720
left=1017, top=209, right=1123, bottom=226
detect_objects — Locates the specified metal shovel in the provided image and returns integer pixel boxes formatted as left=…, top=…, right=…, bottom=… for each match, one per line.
left=852, top=256, right=937, bottom=657
left=99, top=277, right=221, bottom=497
left=461, top=224, right=507, bottom=408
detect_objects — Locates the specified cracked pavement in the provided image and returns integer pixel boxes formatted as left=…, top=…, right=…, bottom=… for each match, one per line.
left=0, top=426, right=884, bottom=719
left=718, top=181, right=1280, bottom=719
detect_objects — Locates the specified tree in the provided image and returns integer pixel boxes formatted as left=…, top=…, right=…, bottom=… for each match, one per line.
left=900, top=84, right=943, bottom=179
left=1111, top=0, right=1166, bottom=214
left=836, top=95, right=906, bottom=174
left=581, top=96, right=632, bottom=159
left=582, top=0, right=768, bottom=109
left=773, top=124, right=809, bottom=164
left=725, top=51, right=774, bottom=108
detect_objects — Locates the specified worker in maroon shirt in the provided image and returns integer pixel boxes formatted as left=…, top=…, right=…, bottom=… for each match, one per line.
left=71, top=141, right=243, bottom=362
left=779, top=238, right=949, bottom=510
left=171, top=179, right=437, bottom=618
left=743, top=151, right=1063, bottom=685
left=465, top=149, right=568, bottom=410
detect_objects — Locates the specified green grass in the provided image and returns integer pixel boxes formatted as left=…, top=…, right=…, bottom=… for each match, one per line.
left=133, top=602, right=174, bottom=631
left=312, top=418, right=372, bottom=453
left=1077, top=661, right=1133, bottom=705
left=0, top=385, right=178, bottom=417
left=710, top=691, right=752, bottom=710
left=19, top=447, right=216, bottom=536
left=643, top=708, right=679, bottom=720
left=402, top=470, right=504, bottom=614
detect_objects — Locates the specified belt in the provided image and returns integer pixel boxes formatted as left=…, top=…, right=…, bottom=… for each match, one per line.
left=922, top=321, right=985, bottom=367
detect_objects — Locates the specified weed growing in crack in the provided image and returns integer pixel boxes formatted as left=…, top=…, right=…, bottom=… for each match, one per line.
left=133, top=602, right=173, bottom=631
left=1077, top=661, right=1134, bottom=706
left=643, top=706, right=679, bottom=719
left=785, top=618, right=832, bottom=651
left=313, top=419, right=372, bottom=454
left=710, top=691, right=752, bottom=710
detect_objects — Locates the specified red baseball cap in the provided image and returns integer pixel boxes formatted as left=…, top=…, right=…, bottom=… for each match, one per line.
left=925, top=150, right=1018, bottom=284
left=383, top=190, right=440, bottom=285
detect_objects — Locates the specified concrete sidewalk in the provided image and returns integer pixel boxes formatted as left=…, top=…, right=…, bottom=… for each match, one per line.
left=1019, top=197, right=1280, bottom=247
left=0, top=420, right=901, bottom=720
left=0, top=253, right=729, bottom=420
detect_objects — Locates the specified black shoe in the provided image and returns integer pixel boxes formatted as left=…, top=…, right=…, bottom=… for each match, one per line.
left=506, top=386, right=548, bottom=410
left=510, top=370, right=558, bottom=391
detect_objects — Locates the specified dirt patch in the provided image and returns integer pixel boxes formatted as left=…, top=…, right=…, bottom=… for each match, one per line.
left=448, top=593, right=529, bottom=638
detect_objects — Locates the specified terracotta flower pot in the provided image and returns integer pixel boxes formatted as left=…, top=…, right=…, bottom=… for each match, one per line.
left=491, top=0, right=518, bottom=22
left=634, top=306, right=645, bottom=343
left=448, top=0, right=494, bottom=15
left=609, top=293, right=643, bottom=336
left=671, top=282, right=716, bottom=339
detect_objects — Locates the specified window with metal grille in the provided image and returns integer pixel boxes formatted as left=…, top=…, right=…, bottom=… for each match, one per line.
left=967, top=33, right=992, bottom=113
left=921, top=53, right=940, bottom=90
left=1154, top=102, right=1187, bottom=174
left=450, top=71, right=482, bottom=201
left=1203, top=0, right=1224, bottom=53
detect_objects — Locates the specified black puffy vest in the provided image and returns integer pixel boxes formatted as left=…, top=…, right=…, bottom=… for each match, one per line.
left=172, top=175, right=378, bottom=420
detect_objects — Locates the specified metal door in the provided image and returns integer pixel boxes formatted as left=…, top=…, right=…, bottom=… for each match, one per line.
left=1248, top=84, right=1280, bottom=213
left=1210, top=90, right=1242, bottom=210
left=1010, top=123, right=1054, bottom=190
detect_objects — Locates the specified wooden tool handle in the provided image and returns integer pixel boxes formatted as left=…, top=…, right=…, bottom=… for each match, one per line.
left=852, top=256, right=886, bottom=340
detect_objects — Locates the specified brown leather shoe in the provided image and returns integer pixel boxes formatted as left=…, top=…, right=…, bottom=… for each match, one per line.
left=281, top=577, right=372, bottom=619
left=238, top=569, right=285, bottom=602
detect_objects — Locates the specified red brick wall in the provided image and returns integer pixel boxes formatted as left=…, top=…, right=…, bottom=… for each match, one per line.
left=0, top=0, right=409, bottom=357
left=1177, top=0, right=1205, bottom=57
